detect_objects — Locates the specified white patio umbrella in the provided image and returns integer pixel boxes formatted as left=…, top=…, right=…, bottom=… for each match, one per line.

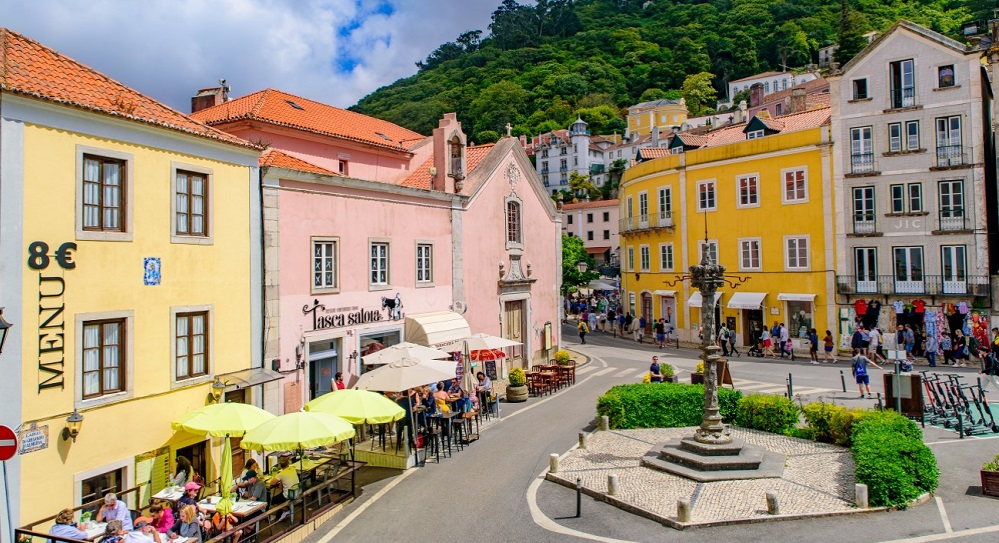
left=360, top=342, right=451, bottom=366
left=458, top=333, right=521, bottom=417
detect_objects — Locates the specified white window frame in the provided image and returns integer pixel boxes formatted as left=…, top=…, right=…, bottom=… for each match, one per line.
left=76, top=145, right=135, bottom=242
left=781, top=167, right=808, bottom=204
left=659, top=243, right=674, bottom=271
left=75, top=310, right=135, bottom=409
left=639, top=244, right=651, bottom=272
left=738, top=238, right=762, bottom=271
left=416, top=241, right=434, bottom=286
left=784, top=235, right=810, bottom=271
left=638, top=191, right=649, bottom=225
left=905, top=120, right=920, bottom=150
left=670, top=146, right=684, bottom=155
left=170, top=162, right=214, bottom=245
left=888, top=122, right=902, bottom=152
left=170, top=304, right=214, bottom=389
left=736, top=174, right=760, bottom=208
left=311, top=237, right=340, bottom=294
left=627, top=246, right=635, bottom=272
left=369, top=239, right=391, bottom=290
left=505, top=194, right=525, bottom=251
left=695, top=180, right=717, bottom=211
left=747, top=129, right=765, bottom=140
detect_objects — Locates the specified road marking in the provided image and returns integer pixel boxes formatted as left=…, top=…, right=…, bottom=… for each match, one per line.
left=755, top=387, right=790, bottom=394
left=736, top=383, right=780, bottom=391
left=876, top=524, right=999, bottom=543
left=794, top=387, right=837, bottom=395
left=613, top=369, right=638, bottom=378
left=312, top=465, right=416, bottom=543
left=527, top=466, right=638, bottom=543
left=926, top=434, right=999, bottom=445
left=576, top=366, right=599, bottom=375
left=591, top=367, right=617, bottom=377
left=935, top=497, right=952, bottom=533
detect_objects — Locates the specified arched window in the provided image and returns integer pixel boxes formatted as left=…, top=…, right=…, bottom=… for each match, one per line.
left=449, top=136, right=464, bottom=178
left=506, top=200, right=522, bottom=245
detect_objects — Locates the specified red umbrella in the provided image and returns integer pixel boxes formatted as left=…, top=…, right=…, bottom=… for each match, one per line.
left=470, top=348, right=507, bottom=361
left=362, top=342, right=386, bottom=356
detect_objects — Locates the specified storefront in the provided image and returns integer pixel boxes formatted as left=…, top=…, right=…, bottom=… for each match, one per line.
left=727, top=292, right=767, bottom=346
left=654, top=290, right=676, bottom=330
left=687, top=291, right=722, bottom=339
left=779, top=293, right=816, bottom=341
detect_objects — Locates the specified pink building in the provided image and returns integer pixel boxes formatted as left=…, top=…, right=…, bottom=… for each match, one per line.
left=192, top=89, right=561, bottom=411
left=561, top=199, right=620, bottom=266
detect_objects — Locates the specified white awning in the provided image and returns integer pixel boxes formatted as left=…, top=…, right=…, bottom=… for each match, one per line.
left=727, top=292, right=767, bottom=310
left=653, top=290, right=676, bottom=297
left=778, top=293, right=817, bottom=302
left=687, top=292, right=722, bottom=308
left=404, top=311, right=471, bottom=350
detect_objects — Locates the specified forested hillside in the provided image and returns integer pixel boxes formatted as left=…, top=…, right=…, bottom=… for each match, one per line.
left=352, top=0, right=991, bottom=142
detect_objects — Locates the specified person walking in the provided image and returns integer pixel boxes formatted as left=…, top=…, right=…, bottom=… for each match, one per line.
left=728, top=327, right=739, bottom=357
left=636, top=315, right=647, bottom=343
left=770, top=321, right=781, bottom=357
left=940, top=333, right=954, bottom=365
left=954, top=329, right=968, bottom=367
left=779, top=323, right=794, bottom=361
left=869, top=327, right=885, bottom=363
left=717, top=324, right=730, bottom=357
left=616, top=311, right=626, bottom=336
left=761, top=328, right=774, bottom=358
left=903, top=324, right=916, bottom=360
left=577, top=319, right=589, bottom=345
left=649, top=356, right=664, bottom=383
left=822, top=330, right=836, bottom=362
left=852, top=350, right=882, bottom=398
left=808, top=328, right=819, bottom=364
left=924, top=334, right=938, bottom=367
left=654, top=318, right=666, bottom=348
left=587, top=310, right=598, bottom=335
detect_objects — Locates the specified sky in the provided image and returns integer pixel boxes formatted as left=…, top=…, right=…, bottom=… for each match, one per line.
left=4, top=0, right=499, bottom=111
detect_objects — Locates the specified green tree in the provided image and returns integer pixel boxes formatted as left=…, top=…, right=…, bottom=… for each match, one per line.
left=476, top=130, right=500, bottom=143
left=836, top=0, right=868, bottom=66
left=639, top=88, right=667, bottom=102
left=562, top=234, right=599, bottom=294
left=469, top=80, right=530, bottom=135
left=569, top=171, right=599, bottom=200
left=680, top=72, right=718, bottom=116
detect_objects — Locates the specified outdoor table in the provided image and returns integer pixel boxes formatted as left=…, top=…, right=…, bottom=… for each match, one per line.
left=152, top=486, right=185, bottom=503
left=198, top=497, right=267, bottom=518
left=82, top=522, right=107, bottom=540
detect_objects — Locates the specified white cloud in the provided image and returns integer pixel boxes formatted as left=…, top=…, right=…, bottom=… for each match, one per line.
left=4, top=0, right=497, bottom=111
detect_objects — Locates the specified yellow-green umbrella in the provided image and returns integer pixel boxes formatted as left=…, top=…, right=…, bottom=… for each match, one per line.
left=215, top=436, right=234, bottom=516
left=304, top=389, right=405, bottom=424
left=240, top=411, right=355, bottom=452
left=171, top=402, right=276, bottom=437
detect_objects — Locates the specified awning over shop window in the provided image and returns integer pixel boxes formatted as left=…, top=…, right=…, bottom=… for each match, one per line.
left=727, top=292, right=767, bottom=310
left=777, top=293, right=817, bottom=302
left=404, top=311, right=471, bottom=351
left=687, top=292, right=722, bottom=308
left=652, top=290, right=676, bottom=297
left=215, top=367, right=284, bottom=391
left=585, top=246, right=611, bottom=254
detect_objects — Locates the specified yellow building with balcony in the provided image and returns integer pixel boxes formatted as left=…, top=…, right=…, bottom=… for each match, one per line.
left=620, top=107, right=837, bottom=350
left=626, top=98, right=688, bottom=139
left=0, top=29, right=267, bottom=526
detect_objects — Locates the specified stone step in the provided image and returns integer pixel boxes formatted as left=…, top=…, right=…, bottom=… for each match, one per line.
left=677, top=437, right=747, bottom=457
left=658, top=443, right=764, bottom=471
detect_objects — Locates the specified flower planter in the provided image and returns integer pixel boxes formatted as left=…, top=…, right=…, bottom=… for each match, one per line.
left=506, top=385, right=529, bottom=403
left=690, top=373, right=705, bottom=385
left=664, top=375, right=678, bottom=383
left=982, top=470, right=999, bottom=497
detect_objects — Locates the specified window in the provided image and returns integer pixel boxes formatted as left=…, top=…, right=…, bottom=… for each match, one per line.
left=893, top=246, right=924, bottom=287
left=506, top=200, right=523, bottom=246
left=560, top=159, right=567, bottom=170
left=939, top=180, right=965, bottom=230
left=370, top=242, right=389, bottom=286
left=737, top=175, right=759, bottom=207
left=785, top=236, right=809, bottom=270
left=889, top=183, right=922, bottom=213
left=659, top=244, right=674, bottom=271
left=905, top=121, right=920, bottom=150
left=82, top=319, right=125, bottom=399
left=747, top=130, right=765, bottom=140
left=567, top=215, right=573, bottom=225
left=936, top=116, right=963, bottom=167
left=908, top=183, right=923, bottom=212
left=175, top=312, right=208, bottom=380
left=850, top=127, right=874, bottom=173
left=696, top=181, right=716, bottom=211
left=938, top=65, right=955, bottom=88
left=603, top=230, right=610, bottom=240
left=852, top=79, right=868, bottom=100
left=627, top=246, right=635, bottom=271
left=854, top=247, right=878, bottom=292
left=587, top=231, right=594, bottom=241
left=888, top=123, right=902, bottom=152
left=639, top=245, right=650, bottom=272
left=670, top=146, right=684, bottom=155
left=697, top=240, right=718, bottom=264
left=889, top=59, right=915, bottom=108
left=337, top=160, right=348, bottom=175
left=739, top=238, right=761, bottom=270
left=416, top=243, right=433, bottom=284
left=775, top=103, right=783, bottom=116
left=638, top=192, right=649, bottom=223
left=602, top=211, right=610, bottom=222
left=941, top=245, right=967, bottom=287
left=890, top=184, right=905, bottom=213
left=81, top=468, right=125, bottom=516
left=782, top=168, right=807, bottom=203
left=853, top=186, right=876, bottom=233
left=764, top=81, right=770, bottom=93
left=312, top=238, right=338, bottom=291
left=174, top=170, right=209, bottom=237
left=658, top=187, right=672, bottom=219
left=586, top=213, right=593, bottom=223
left=83, top=155, right=126, bottom=232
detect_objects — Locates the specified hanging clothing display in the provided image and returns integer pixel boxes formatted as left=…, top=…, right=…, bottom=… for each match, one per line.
left=862, top=300, right=881, bottom=330
left=892, top=300, right=905, bottom=313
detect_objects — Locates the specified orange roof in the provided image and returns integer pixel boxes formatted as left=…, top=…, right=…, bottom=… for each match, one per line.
left=401, top=144, right=495, bottom=190
left=0, top=28, right=256, bottom=149
left=637, top=148, right=671, bottom=161
left=191, top=88, right=424, bottom=153
left=757, top=78, right=829, bottom=106
left=562, top=199, right=618, bottom=210
left=259, top=149, right=337, bottom=176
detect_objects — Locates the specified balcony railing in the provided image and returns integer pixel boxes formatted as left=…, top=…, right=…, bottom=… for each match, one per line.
left=938, top=211, right=968, bottom=231
left=890, top=86, right=916, bottom=109
left=560, top=179, right=568, bottom=185
left=850, top=153, right=875, bottom=174
left=620, top=212, right=674, bottom=233
left=935, top=145, right=966, bottom=168
left=853, top=214, right=877, bottom=234
left=541, top=167, right=549, bottom=174
left=559, top=165, right=568, bottom=171
left=836, top=274, right=989, bottom=296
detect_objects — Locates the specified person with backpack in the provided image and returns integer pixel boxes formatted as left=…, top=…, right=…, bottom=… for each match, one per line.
left=728, top=327, right=739, bottom=357
left=717, top=324, right=730, bottom=357
left=924, top=334, right=939, bottom=367
left=654, top=318, right=666, bottom=348
left=808, top=328, right=819, bottom=364
left=577, top=319, right=589, bottom=344
left=852, top=350, right=882, bottom=399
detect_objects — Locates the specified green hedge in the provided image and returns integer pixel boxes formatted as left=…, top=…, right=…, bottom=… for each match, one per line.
left=596, top=383, right=742, bottom=429
left=850, top=410, right=938, bottom=508
left=735, top=394, right=800, bottom=435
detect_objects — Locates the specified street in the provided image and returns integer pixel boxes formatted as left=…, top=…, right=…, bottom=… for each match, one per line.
left=306, top=323, right=999, bottom=543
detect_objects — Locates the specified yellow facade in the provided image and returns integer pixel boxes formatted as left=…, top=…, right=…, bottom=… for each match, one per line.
left=619, top=126, right=836, bottom=350
left=11, top=119, right=258, bottom=524
left=627, top=101, right=688, bottom=138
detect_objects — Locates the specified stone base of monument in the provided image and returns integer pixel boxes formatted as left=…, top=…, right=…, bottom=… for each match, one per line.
left=641, top=438, right=786, bottom=482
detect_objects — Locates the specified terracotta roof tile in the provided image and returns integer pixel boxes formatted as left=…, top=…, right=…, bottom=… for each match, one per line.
left=637, top=148, right=671, bottom=161
left=758, top=78, right=829, bottom=105
left=401, top=144, right=495, bottom=190
left=562, top=199, right=618, bottom=210
left=0, top=28, right=256, bottom=149
left=675, top=106, right=830, bottom=150
left=191, top=88, right=425, bottom=152
left=259, top=149, right=337, bottom=176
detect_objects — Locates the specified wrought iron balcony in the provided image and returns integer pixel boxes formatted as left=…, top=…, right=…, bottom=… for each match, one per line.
left=619, top=212, right=674, bottom=234
left=938, top=210, right=968, bottom=231
left=852, top=214, right=877, bottom=234
left=836, top=274, right=989, bottom=296
left=889, top=86, right=916, bottom=109
left=935, top=145, right=966, bottom=168
left=850, top=153, right=875, bottom=174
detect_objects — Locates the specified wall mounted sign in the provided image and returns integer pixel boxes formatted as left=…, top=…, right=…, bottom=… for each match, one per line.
left=18, top=423, right=48, bottom=454
left=144, top=257, right=161, bottom=286
left=29, top=241, right=76, bottom=392
left=303, top=299, right=384, bottom=331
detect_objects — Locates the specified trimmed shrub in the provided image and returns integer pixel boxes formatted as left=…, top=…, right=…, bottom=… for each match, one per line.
left=554, top=349, right=572, bottom=365
left=801, top=402, right=844, bottom=443
left=735, top=393, right=800, bottom=435
left=596, top=383, right=742, bottom=429
left=508, top=368, right=526, bottom=387
left=851, top=410, right=938, bottom=508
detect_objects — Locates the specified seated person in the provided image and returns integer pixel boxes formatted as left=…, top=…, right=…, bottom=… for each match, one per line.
left=167, top=506, right=202, bottom=543
left=432, top=382, right=450, bottom=403
left=149, top=503, right=174, bottom=535
left=267, top=456, right=300, bottom=510
left=448, top=379, right=472, bottom=413
left=475, top=372, right=493, bottom=413
left=96, top=493, right=134, bottom=531
left=210, top=512, right=242, bottom=543
left=238, top=470, right=267, bottom=502
left=123, top=518, right=161, bottom=543
left=49, top=508, right=88, bottom=543
left=100, top=521, right=125, bottom=543
left=233, top=459, right=259, bottom=490
left=177, top=483, right=211, bottom=531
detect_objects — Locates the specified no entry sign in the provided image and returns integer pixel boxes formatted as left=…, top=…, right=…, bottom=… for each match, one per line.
left=0, top=425, right=17, bottom=461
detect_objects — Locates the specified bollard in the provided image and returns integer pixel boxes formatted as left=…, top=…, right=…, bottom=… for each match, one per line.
left=766, top=490, right=779, bottom=515
left=575, top=478, right=582, bottom=518
left=607, top=474, right=619, bottom=496
left=894, top=361, right=902, bottom=413
left=677, top=499, right=691, bottom=522
left=788, top=373, right=794, bottom=397
left=550, top=453, right=559, bottom=474
left=855, top=483, right=869, bottom=508
left=599, top=415, right=610, bottom=431
left=840, top=370, right=847, bottom=393
left=579, top=432, right=587, bottom=450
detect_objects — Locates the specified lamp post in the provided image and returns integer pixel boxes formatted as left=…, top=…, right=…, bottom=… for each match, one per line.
left=0, top=307, right=12, bottom=355
left=62, top=409, right=83, bottom=442
left=211, top=378, right=227, bottom=403
left=576, top=261, right=588, bottom=274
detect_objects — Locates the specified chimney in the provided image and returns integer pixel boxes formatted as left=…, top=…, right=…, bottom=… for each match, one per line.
left=789, top=88, right=807, bottom=114
left=733, top=100, right=748, bottom=124
left=191, top=80, right=230, bottom=113
left=520, top=134, right=528, bottom=148
left=749, top=83, right=765, bottom=108
left=651, top=126, right=660, bottom=147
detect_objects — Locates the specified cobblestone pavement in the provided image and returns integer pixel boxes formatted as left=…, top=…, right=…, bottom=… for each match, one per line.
left=549, top=426, right=859, bottom=526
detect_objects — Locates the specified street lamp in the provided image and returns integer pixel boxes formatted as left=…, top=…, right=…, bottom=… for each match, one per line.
left=576, top=261, right=588, bottom=273
left=211, top=378, right=228, bottom=403
left=62, top=409, right=84, bottom=442
left=0, top=307, right=12, bottom=355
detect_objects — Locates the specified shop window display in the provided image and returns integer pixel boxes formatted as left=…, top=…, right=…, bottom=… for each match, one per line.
left=788, top=301, right=813, bottom=339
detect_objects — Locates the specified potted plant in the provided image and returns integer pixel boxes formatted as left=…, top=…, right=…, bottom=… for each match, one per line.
left=554, top=349, right=572, bottom=366
left=506, top=368, right=529, bottom=403
left=662, top=363, right=678, bottom=383
left=690, top=362, right=705, bottom=384
left=982, top=455, right=999, bottom=497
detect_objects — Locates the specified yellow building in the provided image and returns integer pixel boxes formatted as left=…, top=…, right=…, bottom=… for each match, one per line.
left=620, top=107, right=836, bottom=350
left=626, top=98, right=688, bottom=139
left=0, top=29, right=267, bottom=526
